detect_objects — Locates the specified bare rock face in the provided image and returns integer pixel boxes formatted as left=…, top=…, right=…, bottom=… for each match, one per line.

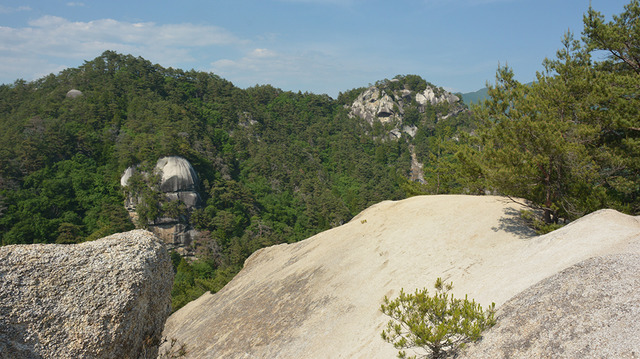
left=348, top=79, right=463, bottom=139
left=65, top=89, right=83, bottom=99
left=415, top=86, right=459, bottom=107
left=155, top=156, right=199, bottom=193
left=459, top=253, right=640, bottom=358
left=0, top=230, right=173, bottom=359
left=121, top=156, right=202, bottom=256
left=161, top=196, right=640, bottom=358
left=349, top=87, right=400, bottom=125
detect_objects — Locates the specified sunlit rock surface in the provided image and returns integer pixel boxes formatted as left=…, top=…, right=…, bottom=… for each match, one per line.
left=162, top=195, right=640, bottom=358
left=459, top=253, right=640, bottom=358
left=0, top=230, right=173, bottom=359
left=65, top=89, right=83, bottom=99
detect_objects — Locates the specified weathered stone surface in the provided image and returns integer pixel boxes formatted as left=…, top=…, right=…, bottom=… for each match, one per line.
left=349, top=87, right=399, bottom=125
left=459, top=253, right=640, bottom=359
left=0, top=230, right=173, bottom=359
left=348, top=80, right=463, bottom=144
left=162, top=196, right=640, bottom=358
left=155, top=156, right=199, bottom=193
left=415, top=86, right=459, bottom=106
left=120, top=156, right=202, bottom=256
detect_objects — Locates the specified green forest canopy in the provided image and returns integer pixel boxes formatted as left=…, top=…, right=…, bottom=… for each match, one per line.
left=0, top=51, right=476, bottom=309
left=0, top=0, right=638, bottom=310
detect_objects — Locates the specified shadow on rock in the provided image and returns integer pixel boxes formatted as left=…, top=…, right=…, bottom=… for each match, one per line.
left=492, top=207, right=536, bottom=238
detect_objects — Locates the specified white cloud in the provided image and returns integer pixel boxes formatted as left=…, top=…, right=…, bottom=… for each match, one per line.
left=251, top=48, right=277, bottom=58
left=210, top=46, right=359, bottom=95
left=0, top=16, right=247, bottom=83
left=66, top=2, right=85, bottom=7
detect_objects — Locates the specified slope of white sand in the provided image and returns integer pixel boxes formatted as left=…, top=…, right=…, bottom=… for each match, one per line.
left=162, top=195, right=640, bottom=358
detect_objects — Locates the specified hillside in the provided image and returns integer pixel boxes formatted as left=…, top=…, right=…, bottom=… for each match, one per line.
left=0, top=52, right=475, bottom=310
left=161, top=195, right=640, bottom=358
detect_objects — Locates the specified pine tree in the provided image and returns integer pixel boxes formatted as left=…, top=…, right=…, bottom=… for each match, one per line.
left=381, top=278, right=496, bottom=359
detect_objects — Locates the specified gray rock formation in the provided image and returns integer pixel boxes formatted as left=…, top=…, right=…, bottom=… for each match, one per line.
left=121, top=156, right=202, bottom=256
left=348, top=80, right=463, bottom=138
left=415, top=86, right=459, bottom=107
left=156, top=156, right=199, bottom=193
left=0, top=230, right=173, bottom=359
left=458, top=253, right=640, bottom=359
left=348, top=78, right=467, bottom=184
left=349, top=87, right=401, bottom=125
left=65, top=89, right=83, bottom=98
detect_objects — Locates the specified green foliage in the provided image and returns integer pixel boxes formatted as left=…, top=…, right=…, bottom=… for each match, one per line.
left=381, top=278, right=496, bottom=359
left=519, top=210, right=564, bottom=235
left=0, top=49, right=469, bottom=311
left=468, top=1, right=640, bottom=224
left=583, top=0, right=640, bottom=74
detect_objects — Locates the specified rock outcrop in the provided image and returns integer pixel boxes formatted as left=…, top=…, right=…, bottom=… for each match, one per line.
left=0, top=230, right=173, bottom=359
left=349, top=86, right=401, bottom=125
left=65, top=89, right=83, bottom=99
left=161, top=195, right=640, bottom=358
left=459, top=253, right=640, bottom=358
left=348, top=79, right=465, bottom=138
left=348, top=77, right=467, bottom=182
left=121, top=156, right=202, bottom=256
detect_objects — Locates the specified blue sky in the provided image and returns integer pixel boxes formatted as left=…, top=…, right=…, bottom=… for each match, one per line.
left=0, top=0, right=630, bottom=97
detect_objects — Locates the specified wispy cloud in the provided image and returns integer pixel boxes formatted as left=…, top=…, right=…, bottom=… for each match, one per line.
left=0, top=16, right=247, bottom=83
left=0, top=5, right=31, bottom=14
left=210, top=46, right=368, bottom=95
left=66, top=2, right=86, bottom=7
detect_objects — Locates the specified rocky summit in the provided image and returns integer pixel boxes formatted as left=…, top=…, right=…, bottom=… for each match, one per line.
left=0, top=230, right=173, bottom=359
left=161, top=195, right=640, bottom=358
left=348, top=79, right=465, bottom=138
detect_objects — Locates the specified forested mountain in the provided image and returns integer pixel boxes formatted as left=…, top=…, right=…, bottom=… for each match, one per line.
left=2, top=0, right=638, bottom=312
left=0, top=53, right=473, bottom=309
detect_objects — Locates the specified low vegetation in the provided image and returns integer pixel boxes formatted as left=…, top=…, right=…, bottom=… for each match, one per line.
left=381, top=278, right=496, bottom=359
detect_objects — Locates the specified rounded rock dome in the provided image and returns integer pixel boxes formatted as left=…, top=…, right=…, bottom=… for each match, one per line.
left=66, top=89, right=83, bottom=99
left=155, top=156, right=199, bottom=193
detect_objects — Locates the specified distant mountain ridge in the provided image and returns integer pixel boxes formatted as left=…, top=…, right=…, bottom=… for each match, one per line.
left=461, top=87, right=489, bottom=106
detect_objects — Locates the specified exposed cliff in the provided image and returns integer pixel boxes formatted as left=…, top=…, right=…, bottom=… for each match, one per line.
left=346, top=76, right=470, bottom=184
left=348, top=77, right=466, bottom=139
left=121, top=156, right=202, bottom=257
left=0, top=230, right=173, bottom=359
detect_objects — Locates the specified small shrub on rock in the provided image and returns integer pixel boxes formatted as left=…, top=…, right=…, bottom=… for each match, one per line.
left=381, top=278, right=496, bottom=359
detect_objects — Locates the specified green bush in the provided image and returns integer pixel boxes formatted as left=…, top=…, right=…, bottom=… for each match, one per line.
left=381, top=278, right=496, bottom=359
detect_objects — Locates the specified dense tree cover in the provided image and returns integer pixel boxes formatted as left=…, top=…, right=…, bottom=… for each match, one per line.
left=0, top=53, right=472, bottom=310
left=467, top=1, right=640, bottom=225
left=3, top=0, right=635, bottom=311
